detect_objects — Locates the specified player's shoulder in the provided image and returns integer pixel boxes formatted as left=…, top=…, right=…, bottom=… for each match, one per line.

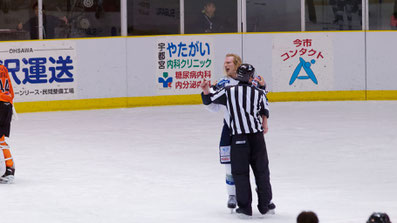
left=229, top=78, right=239, bottom=86
left=217, top=76, right=230, bottom=85
left=213, top=77, right=231, bottom=89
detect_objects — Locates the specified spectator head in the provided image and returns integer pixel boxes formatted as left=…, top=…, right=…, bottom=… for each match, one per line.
left=33, top=2, right=46, bottom=16
left=297, top=211, right=319, bottom=223
left=367, top=212, right=391, bottom=223
left=202, top=2, right=216, bottom=18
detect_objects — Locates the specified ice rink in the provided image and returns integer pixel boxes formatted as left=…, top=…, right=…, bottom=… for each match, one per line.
left=1, top=101, right=396, bottom=223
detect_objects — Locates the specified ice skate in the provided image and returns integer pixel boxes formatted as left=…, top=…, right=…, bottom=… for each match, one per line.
left=267, top=202, right=276, bottom=215
left=227, top=195, right=237, bottom=213
left=0, top=175, right=14, bottom=184
left=258, top=202, right=276, bottom=217
left=0, top=167, right=15, bottom=184
left=235, top=208, right=252, bottom=219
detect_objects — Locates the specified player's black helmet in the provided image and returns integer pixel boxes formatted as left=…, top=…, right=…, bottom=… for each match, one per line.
left=236, top=64, right=255, bottom=83
left=367, top=212, right=391, bottom=223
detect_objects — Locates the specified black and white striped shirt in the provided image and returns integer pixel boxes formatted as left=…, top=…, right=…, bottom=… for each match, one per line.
left=202, top=83, right=269, bottom=135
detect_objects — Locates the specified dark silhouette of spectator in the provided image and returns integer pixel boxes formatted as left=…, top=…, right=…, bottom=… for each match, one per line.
left=392, top=12, right=397, bottom=29
left=330, top=0, right=360, bottom=30
left=307, top=0, right=317, bottom=23
left=17, top=2, right=68, bottom=39
left=367, top=212, right=391, bottom=223
left=297, top=211, right=319, bottom=223
left=196, top=1, right=221, bottom=33
left=391, top=0, right=397, bottom=29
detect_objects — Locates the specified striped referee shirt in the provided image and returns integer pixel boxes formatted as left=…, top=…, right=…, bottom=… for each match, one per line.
left=202, top=83, right=269, bottom=135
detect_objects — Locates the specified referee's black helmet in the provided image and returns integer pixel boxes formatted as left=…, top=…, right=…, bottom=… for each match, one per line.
left=236, top=64, right=255, bottom=83
left=367, top=212, right=391, bottom=223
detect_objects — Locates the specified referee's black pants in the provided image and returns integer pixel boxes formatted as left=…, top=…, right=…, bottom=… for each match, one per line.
left=231, top=132, right=272, bottom=214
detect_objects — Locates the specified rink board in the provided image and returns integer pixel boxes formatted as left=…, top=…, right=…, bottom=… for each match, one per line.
left=13, top=90, right=397, bottom=113
left=1, top=31, right=396, bottom=112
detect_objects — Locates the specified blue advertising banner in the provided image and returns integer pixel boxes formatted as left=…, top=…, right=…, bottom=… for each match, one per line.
left=0, top=40, right=77, bottom=102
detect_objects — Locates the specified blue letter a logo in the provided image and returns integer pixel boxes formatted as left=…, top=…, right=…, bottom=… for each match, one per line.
left=289, top=57, right=318, bottom=85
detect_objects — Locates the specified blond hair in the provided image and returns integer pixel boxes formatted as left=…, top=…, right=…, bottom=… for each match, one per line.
left=224, top=53, right=242, bottom=78
left=225, top=53, right=242, bottom=68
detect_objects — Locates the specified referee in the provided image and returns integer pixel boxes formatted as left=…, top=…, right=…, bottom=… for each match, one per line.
left=201, top=64, right=273, bottom=217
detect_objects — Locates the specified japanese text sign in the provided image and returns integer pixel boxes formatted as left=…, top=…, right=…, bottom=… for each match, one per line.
left=156, top=37, right=214, bottom=95
left=0, top=40, right=77, bottom=102
left=272, top=34, right=334, bottom=92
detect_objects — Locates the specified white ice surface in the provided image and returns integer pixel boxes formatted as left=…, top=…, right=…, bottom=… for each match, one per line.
left=1, top=101, right=396, bottom=223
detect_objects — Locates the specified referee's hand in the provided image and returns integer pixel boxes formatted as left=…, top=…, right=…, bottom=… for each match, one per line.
left=262, top=116, right=268, bottom=134
left=200, top=79, right=210, bottom=95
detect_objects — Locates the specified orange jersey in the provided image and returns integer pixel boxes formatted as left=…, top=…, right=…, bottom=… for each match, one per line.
left=0, top=65, right=14, bottom=104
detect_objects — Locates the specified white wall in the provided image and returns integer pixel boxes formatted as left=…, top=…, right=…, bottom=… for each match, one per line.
left=76, top=38, right=128, bottom=99
left=366, top=31, right=397, bottom=91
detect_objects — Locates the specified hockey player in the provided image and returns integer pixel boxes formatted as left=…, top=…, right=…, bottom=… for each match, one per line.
left=204, top=55, right=268, bottom=211
left=0, top=64, right=15, bottom=184
left=201, top=64, right=274, bottom=218
left=204, top=54, right=240, bottom=210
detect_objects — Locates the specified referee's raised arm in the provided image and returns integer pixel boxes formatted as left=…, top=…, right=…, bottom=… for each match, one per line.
left=200, top=79, right=212, bottom=105
left=200, top=79, right=211, bottom=95
left=201, top=79, right=227, bottom=106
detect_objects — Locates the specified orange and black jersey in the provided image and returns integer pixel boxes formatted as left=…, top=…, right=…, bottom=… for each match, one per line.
left=0, top=65, right=14, bottom=104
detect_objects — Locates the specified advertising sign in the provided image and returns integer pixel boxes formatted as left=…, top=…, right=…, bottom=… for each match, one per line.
left=156, top=37, right=214, bottom=95
left=272, top=34, right=333, bottom=92
left=0, top=40, right=77, bottom=102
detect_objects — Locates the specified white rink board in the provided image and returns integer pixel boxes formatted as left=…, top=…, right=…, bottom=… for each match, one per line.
left=74, top=38, right=127, bottom=99
left=366, top=31, right=397, bottom=91
left=126, top=34, right=243, bottom=97
left=243, top=32, right=366, bottom=92
left=1, top=31, right=396, bottom=103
